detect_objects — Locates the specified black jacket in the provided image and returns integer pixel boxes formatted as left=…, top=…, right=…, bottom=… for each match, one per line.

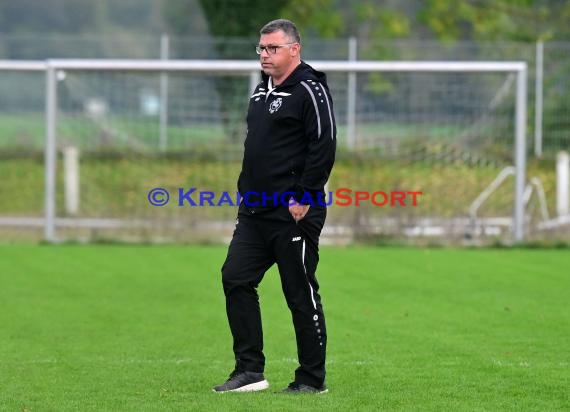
left=238, top=61, right=337, bottom=211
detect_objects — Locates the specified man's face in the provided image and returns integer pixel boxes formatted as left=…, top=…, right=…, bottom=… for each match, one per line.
left=258, top=30, right=299, bottom=79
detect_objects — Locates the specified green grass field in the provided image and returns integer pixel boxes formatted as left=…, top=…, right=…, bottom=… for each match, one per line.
left=1, top=245, right=568, bottom=411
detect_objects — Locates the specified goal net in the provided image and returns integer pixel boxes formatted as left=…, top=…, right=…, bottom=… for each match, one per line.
left=16, top=59, right=530, bottom=244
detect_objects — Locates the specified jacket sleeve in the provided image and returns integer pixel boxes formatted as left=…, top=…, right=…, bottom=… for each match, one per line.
left=294, top=81, right=337, bottom=203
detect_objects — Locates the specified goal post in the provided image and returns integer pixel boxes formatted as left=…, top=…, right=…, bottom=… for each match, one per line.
left=39, top=59, right=528, bottom=243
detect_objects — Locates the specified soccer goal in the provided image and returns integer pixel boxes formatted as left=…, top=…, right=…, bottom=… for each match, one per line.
left=1, top=59, right=529, bottom=244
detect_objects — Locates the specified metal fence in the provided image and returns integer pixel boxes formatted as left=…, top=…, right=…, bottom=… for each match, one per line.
left=0, top=35, right=569, bottom=245
left=1, top=35, right=569, bottom=154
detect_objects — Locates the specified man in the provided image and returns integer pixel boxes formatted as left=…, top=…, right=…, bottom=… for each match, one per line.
left=213, top=18, right=336, bottom=394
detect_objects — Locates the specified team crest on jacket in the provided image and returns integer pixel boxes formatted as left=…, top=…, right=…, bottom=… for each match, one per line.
left=269, top=97, right=282, bottom=114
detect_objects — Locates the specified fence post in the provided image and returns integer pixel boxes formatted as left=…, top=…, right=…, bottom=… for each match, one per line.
left=346, top=37, right=357, bottom=149
left=159, top=33, right=169, bottom=151
left=513, top=65, right=528, bottom=243
left=63, top=146, right=80, bottom=216
left=534, top=41, right=544, bottom=157
left=45, top=63, right=57, bottom=242
left=557, top=151, right=569, bottom=216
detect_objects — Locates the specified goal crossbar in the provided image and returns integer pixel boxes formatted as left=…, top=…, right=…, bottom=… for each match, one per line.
left=41, top=59, right=526, bottom=73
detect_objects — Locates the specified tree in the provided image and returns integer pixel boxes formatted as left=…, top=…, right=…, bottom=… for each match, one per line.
left=419, top=0, right=570, bottom=42
left=280, top=0, right=345, bottom=38
left=0, top=0, right=96, bottom=34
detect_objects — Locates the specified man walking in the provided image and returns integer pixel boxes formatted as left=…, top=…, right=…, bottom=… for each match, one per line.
left=213, top=18, right=336, bottom=394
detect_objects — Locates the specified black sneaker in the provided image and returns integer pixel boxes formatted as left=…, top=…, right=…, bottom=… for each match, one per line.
left=281, top=382, right=328, bottom=394
left=212, top=370, right=269, bottom=393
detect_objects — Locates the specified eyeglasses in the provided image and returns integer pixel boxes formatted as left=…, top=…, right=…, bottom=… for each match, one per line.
left=255, top=43, right=296, bottom=55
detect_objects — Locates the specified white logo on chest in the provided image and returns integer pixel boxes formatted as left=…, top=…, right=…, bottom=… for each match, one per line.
left=269, top=97, right=282, bottom=114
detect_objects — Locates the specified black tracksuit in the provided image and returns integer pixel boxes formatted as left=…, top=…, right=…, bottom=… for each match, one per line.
left=221, top=61, right=336, bottom=388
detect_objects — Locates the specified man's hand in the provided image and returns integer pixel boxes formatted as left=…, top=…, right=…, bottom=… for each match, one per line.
left=289, top=201, right=310, bottom=222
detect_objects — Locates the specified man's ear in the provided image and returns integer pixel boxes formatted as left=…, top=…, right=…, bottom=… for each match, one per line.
left=290, top=43, right=301, bottom=57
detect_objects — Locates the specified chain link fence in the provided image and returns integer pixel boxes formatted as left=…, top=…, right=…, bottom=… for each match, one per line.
left=1, top=36, right=569, bottom=244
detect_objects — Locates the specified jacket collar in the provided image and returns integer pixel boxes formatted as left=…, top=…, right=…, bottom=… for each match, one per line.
left=261, top=61, right=327, bottom=90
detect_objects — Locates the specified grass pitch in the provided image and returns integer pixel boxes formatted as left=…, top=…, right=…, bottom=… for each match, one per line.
left=0, top=245, right=568, bottom=411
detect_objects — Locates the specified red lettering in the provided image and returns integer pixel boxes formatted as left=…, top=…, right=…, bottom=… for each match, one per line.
left=371, top=191, right=388, bottom=206
left=407, top=191, right=422, bottom=206
left=335, top=188, right=352, bottom=206
left=391, top=191, right=406, bottom=206
left=354, top=191, right=370, bottom=206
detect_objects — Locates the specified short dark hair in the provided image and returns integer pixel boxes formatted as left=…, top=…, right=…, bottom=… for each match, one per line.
left=260, top=19, right=301, bottom=44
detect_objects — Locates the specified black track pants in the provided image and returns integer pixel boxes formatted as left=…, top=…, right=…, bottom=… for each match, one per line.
left=221, top=204, right=327, bottom=388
